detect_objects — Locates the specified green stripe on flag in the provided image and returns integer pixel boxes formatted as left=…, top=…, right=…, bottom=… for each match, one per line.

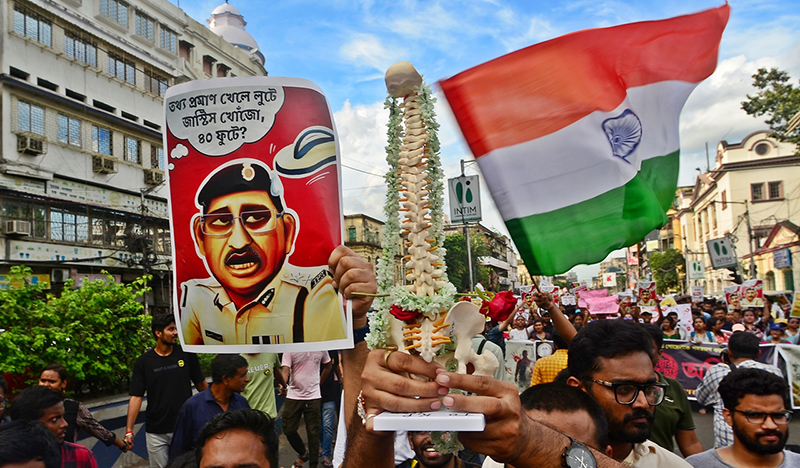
left=508, top=151, right=679, bottom=276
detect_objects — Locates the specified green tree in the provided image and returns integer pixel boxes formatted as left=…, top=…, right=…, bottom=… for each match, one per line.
left=741, top=68, right=800, bottom=149
left=444, top=230, right=491, bottom=292
left=0, top=266, right=152, bottom=395
left=649, top=249, right=685, bottom=294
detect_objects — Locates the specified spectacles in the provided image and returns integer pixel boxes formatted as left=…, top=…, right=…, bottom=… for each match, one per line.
left=732, top=410, right=793, bottom=425
left=588, top=379, right=667, bottom=406
left=200, top=210, right=281, bottom=237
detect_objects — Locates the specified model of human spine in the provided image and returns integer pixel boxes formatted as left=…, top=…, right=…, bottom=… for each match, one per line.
left=368, top=62, right=498, bottom=376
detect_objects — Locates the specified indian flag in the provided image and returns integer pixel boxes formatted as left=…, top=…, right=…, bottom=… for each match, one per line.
left=440, top=5, right=729, bottom=276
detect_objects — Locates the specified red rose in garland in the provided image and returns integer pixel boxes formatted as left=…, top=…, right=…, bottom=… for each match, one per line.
left=389, top=304, right=422, bottom=321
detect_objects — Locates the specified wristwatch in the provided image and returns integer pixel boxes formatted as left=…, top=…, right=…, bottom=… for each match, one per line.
left=562, top=436, right=596, bottom=468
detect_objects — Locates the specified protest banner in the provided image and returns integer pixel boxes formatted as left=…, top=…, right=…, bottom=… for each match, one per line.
left=164, top=77, right=349, bottom=352
left=637, top=281, right=657, bottom=307
left=740, top=278, right=764, bottom=309
left=724, top=284, right=742, bottom=309
left=577, top=288, right=608, bottom=308
left=561, top=294, right=576, bottom=306
left=777, top=345, right=800, bottom=409
left=691, top=286, right=704, bottom=302
left=585, top=296, right=620, bottom=315
left=505, top=340, right=539, bottom=393
left=656, top=342, right=777, bottom=399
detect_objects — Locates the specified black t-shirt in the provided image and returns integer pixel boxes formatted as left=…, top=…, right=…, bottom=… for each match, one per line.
left=320, top=351, right=341, bottom=403
left=129, top=346, right=204, bottom=434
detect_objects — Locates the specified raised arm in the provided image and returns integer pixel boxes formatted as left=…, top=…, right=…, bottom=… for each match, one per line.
left=533, top=291, right=576, bottom=343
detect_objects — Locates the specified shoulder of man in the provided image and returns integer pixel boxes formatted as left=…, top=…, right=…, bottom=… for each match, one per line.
left=640, top=440, right=693, bottom=467
left=280, top=264, right=334, bottom=291
left=62, top=441, right=97, bottom=463
left=685, top=448, right=722, bottom=468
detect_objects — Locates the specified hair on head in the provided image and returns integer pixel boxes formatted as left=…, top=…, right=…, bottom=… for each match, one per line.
left=718, top=368, right=789, bottom=411
left=521, top=383, right=609, bottom=450
left=568, top=320, right=654, bottom=382
left=8, top=386, right=63, bottom=422
left=0, top=420, right=61, bottom=468
left=195, top=409, right=278, bottom=467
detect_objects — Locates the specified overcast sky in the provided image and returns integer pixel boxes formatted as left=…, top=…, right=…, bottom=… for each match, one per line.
left=178, top=0, right=800, bottom=282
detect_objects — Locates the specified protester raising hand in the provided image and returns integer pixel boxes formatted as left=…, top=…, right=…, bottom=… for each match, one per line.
left=532, top=291, right=577, bottom=344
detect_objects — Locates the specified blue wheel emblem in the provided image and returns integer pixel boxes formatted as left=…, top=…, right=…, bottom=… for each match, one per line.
left=602, top=109, right=642, bottom=163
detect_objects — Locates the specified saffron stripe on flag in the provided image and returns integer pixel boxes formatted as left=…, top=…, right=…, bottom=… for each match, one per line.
left=439, top=4, right=730, bottom=159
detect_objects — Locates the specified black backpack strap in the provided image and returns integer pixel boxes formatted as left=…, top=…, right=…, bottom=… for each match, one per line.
left=477, top=338, right=488, bottom=355
left=63, top=399, right=80, bottom=442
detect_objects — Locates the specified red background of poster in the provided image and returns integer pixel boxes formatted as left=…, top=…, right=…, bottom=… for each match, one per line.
left=166, top=86, right=342, bottom=299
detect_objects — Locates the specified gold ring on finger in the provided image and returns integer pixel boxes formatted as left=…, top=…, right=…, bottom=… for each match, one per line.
left=384, top=348, right=397, bottom=369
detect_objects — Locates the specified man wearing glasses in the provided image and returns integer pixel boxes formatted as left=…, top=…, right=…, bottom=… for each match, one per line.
left=181, top=159, right=346, bottom=345
left=567, top=320, right=691, bottom=467
left=687, top=368, right=798, bottom=467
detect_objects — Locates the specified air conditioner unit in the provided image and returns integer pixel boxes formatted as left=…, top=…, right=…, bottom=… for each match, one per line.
left=5, top=220, right=31, bottom=236
left=17, top=135, right=45, bottom=155
left=144, top=169, right=165, bottom=185
left=51, top=268, right=71, bottom=283
left=92, top=155, right=117, bottom=174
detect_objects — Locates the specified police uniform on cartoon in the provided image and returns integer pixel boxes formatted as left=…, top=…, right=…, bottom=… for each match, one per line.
left=180, top=160, right=346, bottom=345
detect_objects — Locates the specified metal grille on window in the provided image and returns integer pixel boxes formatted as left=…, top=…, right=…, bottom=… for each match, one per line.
left=752, top=184, right=763, bottom=201
left=125, top=137, right=139, bottom=163
left=93, top=126, right=111, bottom=155
left=136, top=13, right=154, bottom=40
left=14, top=9, right=51, bottom=46
left=769, top=182, right=781, bottom=199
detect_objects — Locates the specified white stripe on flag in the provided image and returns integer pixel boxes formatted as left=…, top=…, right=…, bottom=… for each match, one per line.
left=476, top=80, right=696, bottom=220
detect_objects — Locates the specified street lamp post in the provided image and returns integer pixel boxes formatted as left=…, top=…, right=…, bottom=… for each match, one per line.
left=711, top=199, right=756, bottom=279
left=459, top=159, right=479, bottom=291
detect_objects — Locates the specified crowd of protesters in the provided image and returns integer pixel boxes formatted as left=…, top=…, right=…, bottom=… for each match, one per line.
left=1, top=248, right=798, bottom=468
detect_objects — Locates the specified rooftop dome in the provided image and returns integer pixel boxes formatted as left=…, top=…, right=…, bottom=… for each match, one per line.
left=207, top=2, right=264, bottom=66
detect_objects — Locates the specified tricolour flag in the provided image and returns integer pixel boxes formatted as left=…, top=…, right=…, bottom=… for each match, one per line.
left=440, top=5, right=729, bottom=275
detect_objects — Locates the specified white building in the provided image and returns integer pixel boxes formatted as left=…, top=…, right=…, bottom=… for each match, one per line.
left=679, top=131, right=800, bottom=294
left=0, top=0, right=265, bottom=310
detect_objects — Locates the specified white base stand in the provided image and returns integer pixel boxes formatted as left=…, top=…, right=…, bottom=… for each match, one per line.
left=372, top=410, right=486, bottom=432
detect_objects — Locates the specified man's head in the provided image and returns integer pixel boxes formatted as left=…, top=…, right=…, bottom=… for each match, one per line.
left=552, top=331, right=568, bottom=351
left=714, top=306, right=727, bottom=320
left=151, top=314, right=178, bottom=346
left=193, top=161, right=296, bottom=301
left=640, top=311, right=652, bottom=323
left=567, top=320, right=660, bottom=446
left=540, top=311, right=551, bottom=324
left=639, top=290, right=651, bottom=302
left=0, top=420, right=61, bottom=468
left=195, top=409, right=279, bottom=468
left=407, top=431, right=453, bottom=468
left=521, top=383, right=610, bottom=453
left=728, top=331, right=760, bottom=361
left=8, top=387, right=67, bottom=444
left=789, top=317, right=800, bottom=331
left=745, top=288, right=757, bottom=302
left=730, top=293, right=741, bottom=307
left=719, top=368, right=791, bottom=455
left=39, top=364, right=68, bottom=393
left=701, top=302, right=713, bottom=312
left=733, top=309, right=743, bottom=323
left=211, top=355, right=250, bottom=393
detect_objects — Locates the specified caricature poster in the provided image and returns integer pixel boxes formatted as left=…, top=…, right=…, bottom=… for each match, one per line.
left=740, top=279, right=764, bottom=309
left=724, top=284, right=742, bottom=309
left=164, top=77, right=350, bottom=352
left=637, top=281, right=657, bottom=307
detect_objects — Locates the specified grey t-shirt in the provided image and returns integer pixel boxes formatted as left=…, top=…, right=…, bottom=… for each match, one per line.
left=687, top=449, right=800, bottom=468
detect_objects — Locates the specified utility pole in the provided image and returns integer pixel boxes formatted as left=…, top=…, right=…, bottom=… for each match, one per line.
left=460, top=159, right=474, bottom=291
left=745, top=199, right=756, bottom=279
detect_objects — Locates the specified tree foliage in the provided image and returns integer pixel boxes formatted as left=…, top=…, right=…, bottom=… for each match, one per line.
left=0, top=266, right=152, bottom=395
left=741, top=67, right=800, bottom=149
left=649, top=249, right=685, bottom=294
left=444, top=230, right=492, bottom=292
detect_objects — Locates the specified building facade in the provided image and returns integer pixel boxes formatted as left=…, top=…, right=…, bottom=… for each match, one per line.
left=443, top=222, right=519, bottom=292
left=0, top=0, right=265, bottom=311
left=676, top=131, right=800, bottom=295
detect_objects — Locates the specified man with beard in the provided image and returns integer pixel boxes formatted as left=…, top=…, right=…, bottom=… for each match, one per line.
left=687, top=368, right=799, bottom=467
left=181, top=160, right=345, bottom=345
left=169, top=354, right=251, bottom=460
left=697, top=332, right=783, bottom=448
left=125, top=314, right=207, bottom=468
left=566, top=320, right=690, bottom=467
left=407, top=431, right=479, bottom=468
left=9, top=386, right=97, bottom=468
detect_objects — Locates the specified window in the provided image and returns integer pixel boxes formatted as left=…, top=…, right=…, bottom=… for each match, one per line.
left=18, top=101, right=45, bottom=135
left=1, top=199, right=47, bottom=238
left=217, top=64, right=229, bottom=78
left=14, top=8, right=52, bottom=46
left=151, top=146, right=164, bottom=170
left=751, top=183, right=764, bottom=201
left=768, top=181, right=783, bottom=199
left=108, top=54, right=135, bottom=85
left=710, top=204, right=717, bottom=231
left=100, top=0, right=128, bottom=26
left=179, top=41, right=192, bottom=61
left=160, top=27, right=177, bottom=54
left=65, top=33, right=97, bottom=66
left=91, top=212, right=126, bottom=248
left=203, top=56, right=215, bottom=75
left=348, top=226, right=356, bottom=242
left=92, top=125, right=112, bottom=155
left=135, top=12, right=154, bottom=40
left=50, top=208, right=89, bottom=243
left=754, top=142, right=771, bottom=156
left=58, top=115, right=81, bottom=147
left=144, top=69, right=168, bottom=97
left=125, top=137, right=140, bottom=164
left=721, top=190, right=727, bottom=210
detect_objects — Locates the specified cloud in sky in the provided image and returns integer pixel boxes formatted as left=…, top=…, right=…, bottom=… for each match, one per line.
left=182, top=0, right=800, bottom=282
